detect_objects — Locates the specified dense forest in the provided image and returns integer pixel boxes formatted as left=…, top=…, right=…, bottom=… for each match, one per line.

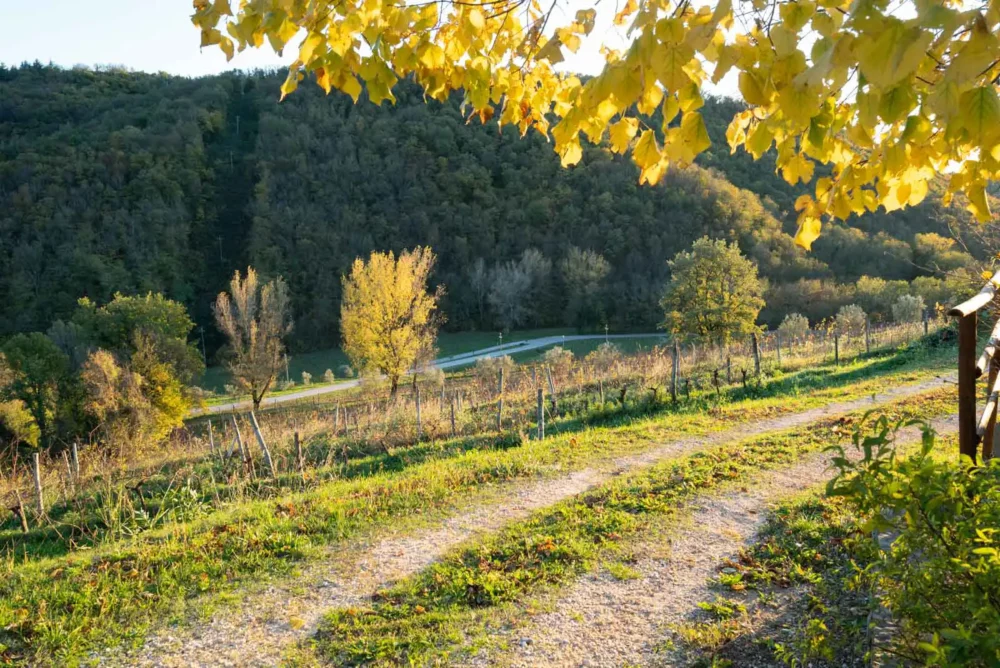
left=0, top=63, right=985, bottom=354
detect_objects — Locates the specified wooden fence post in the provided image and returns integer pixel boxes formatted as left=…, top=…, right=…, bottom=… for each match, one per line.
left=231, top=414, right=247, bottom=463
left=32, top=452, right=44, bottom=516
left=71, top=441, right=80, bottom=479
left=751, top=333, right=761, bottom=376
left=865, top=316, right=871, bottom=354
left=496, top=367, right=505, bottom=431
left=207, top=419, right=215, bottom=454
left=775, top=332, right=781, bottom=366
left=248, top=411, right=278, bottom=478
left=450, top=393, right=457, bottom=438
left=923, top=309, right=929, bottom=336
left=537, top=388, right=545, bottom=440
left=671, top=341, right=679, bottom=403
left=834, top=334, right=840, bottom=366
left=295, top=431, right=305, bottom=478
left=726, top=355, right=732, bottom=384
left=546, top=365, right=557, bottom=413
left=414, top=377, right=422, bottom=441
left=957, top=313, right=979, bottom=463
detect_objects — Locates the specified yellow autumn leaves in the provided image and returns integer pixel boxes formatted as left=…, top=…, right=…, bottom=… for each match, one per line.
left=192, top=0, right=1000, bottom=249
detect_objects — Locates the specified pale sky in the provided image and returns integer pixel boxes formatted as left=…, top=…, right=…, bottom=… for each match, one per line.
left=0, top=0, right=737, bottom=95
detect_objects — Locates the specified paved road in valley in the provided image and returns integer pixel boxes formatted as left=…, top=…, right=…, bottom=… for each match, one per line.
left=194, top=333, right=667, bottom=416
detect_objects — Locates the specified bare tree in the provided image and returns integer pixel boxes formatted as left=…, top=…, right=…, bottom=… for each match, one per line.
left=214, top=267, right=292, bottom=410
left=488, top=261, right=532, bottom=331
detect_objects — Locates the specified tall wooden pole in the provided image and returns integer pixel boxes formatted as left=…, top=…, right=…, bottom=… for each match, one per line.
left=537, top=388, right=545, bottom=440
left=985, top=358, right=999, bottom=462
left=671, top=341, right=679, bottom=403
left=958, top=312, right=979, bottom=463
left=496, top=367, right=505, bottom=431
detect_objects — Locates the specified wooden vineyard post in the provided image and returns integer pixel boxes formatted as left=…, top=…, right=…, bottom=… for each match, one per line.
left=249, top=411, right=278, bottom=478
left=775, top=332, right=782, bottom=367
left=496, top=367, right=505, bottom=431
left=71, top=441, right=80, bottom=479
left=414, top=377, right=422, bottom=441
left=751, top=333, right=761, bottom=376
left=546, top=366, right=557, bottom=414
left=295, top=431, right=305, bottom=479
left=957, top=313, right=979, bottom=463
left=865, top=316, right=871, bottom=354
left=834, top=334, right=840, bottom=366
left=32, top=452, right=44, bottom=516
left=923, top=309, right=929, bottom=336
left=726, top=355, right=732, bottom=384
left=671, top=341, right=679, bottom=403
left=450, top=394, right=457, bottom=438
left=537, top=388, right=545, bottom=440
left=207, top=419, right=216, bottom=454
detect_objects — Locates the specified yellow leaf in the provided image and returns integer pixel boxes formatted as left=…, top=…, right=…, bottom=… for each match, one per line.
left=468, top=8, right=485, bottom=30
left=339, top=74, right=363, bottom=103
left=299, top=33, right=324, bottom=64
left=633, top=129, right=662, bottom=169
left=878, top=84, right=915, bottom=125
left=678, top=82, right=704, bottom=112
left=779, top=0, right=815, bottom=31
left=419, top=43, right=446, bottom=70
left=746, top=121, right=774, bottom=158
left=857, top=22, right=932, bottom=90
left=609, top=117, right=639, bottom=154
left=279, top=70, right=300, bottom=101
left=677, top=110, right=712, bottom=162
left=794, top=215, right=823, bottom=249
left=652, top=42, right=694, bottom=92
left=966, top=182, right=992, bottom=222
left=781, top=153, right=815, bottom=185
left=662, top=95, right=680, bottom=128
left=770, top=25, right=799, bottom=58
left=959, top=86, right=1000, bottom=149
left=559, top=137, right=583, bottom=167
left=738, top=71, right=768, bottom=106
left=637, top=85, right=664, bottom=115
left=946, top=16, right=999, bottom=85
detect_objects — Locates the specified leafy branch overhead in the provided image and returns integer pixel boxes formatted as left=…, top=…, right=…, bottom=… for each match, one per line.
left=193, top=0, right=1000, bottom=248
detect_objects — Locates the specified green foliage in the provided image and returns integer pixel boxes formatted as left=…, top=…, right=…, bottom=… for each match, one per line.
left=892, top=294, right=926, bottom=324
left=829, top=420, right=1000, bottom=667
left=833, top=304, right=866, bottom=336
left=778, top=312, right=810, bottom=341
left=0, top=333, right=70, bottom=449
left=0, top=66, right=984, bottom=350
left=661, top=238, right=765, bottom=344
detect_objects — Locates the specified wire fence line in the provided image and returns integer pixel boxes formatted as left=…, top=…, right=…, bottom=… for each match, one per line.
left=1, top=316, right=943, bottom=536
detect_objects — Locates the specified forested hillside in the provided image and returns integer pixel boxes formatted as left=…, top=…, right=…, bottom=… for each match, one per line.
left=0, top=63, right=983, bottom=352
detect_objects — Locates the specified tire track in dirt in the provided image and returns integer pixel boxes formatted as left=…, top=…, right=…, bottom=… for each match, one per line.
left=99, top=375, right=953, bottom=667
left=476, top=416, right=957, bottom=668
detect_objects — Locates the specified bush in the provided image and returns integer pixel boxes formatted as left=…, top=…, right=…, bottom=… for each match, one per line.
left=830, top=419, right=1000, bottom=666
left=223, top=384, right=238, bottom=396
left=834, top=304, right=866, bottom=336
left=323, top=368, right=335, bottom=383
left=585, top=342, right=621, bottom=371
left=277, top=379, right=296, bottom=391
left=474, top=355, right=515, bottom=382
left=892, top=294, right=925, bottom=323
left=301, top=371, right=312, bottom=385
left=778, top=312, right=810, bottom=341
left=542, top=345, right=574, bottom=373
left=338, top=364, right=355, bottom=378
left=419, top=366, right=446, bottom=388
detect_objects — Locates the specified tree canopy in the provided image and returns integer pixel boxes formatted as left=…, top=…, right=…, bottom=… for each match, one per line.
left=660, top=237, right=766, bottom=343
left=193, top=0, right=1000, bottom=248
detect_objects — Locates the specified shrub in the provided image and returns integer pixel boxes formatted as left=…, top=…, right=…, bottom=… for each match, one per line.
left=338, top=364, right=354, bottom=378
left=834, top=304, right=867, bottom=336
left=301, top=371, right=312, bottom=386
left=585, top=342, right=621, bottom=372
left=778, top=312, right=810, bottom=341
left=891, top=294, right=925, bottom=324
left=830, top=419, right=1000, bottom=665
left=323, top=368, right=335, bottom=383
left=277, top=379, right=296, bottom=391
left=542, top=345, right=574, bottom=373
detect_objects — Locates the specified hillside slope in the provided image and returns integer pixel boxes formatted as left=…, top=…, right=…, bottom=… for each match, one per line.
left=0, top=64, right=982, bottom=349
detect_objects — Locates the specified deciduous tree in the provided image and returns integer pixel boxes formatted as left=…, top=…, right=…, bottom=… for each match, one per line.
left=661, top=237, right=765, bottom=344
left=340, top=247, right=443, bottom=396
left=193, top=0, right=1000, bottom=246
left=214, top=267, right=293, bottom=410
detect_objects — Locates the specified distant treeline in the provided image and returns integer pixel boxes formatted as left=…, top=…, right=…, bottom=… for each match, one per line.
left=0, top=63, right=984, bottom=356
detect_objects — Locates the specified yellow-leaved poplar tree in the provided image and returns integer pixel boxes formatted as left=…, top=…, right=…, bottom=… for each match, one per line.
left=340, top=247, right=443, bottom=395
left=192, top=0, right=1000, bottom=248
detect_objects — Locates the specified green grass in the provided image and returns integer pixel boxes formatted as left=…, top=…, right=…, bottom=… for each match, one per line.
left=305, top=390, right=956, bottom=667
left=0, top=341, right=953, bottom=665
